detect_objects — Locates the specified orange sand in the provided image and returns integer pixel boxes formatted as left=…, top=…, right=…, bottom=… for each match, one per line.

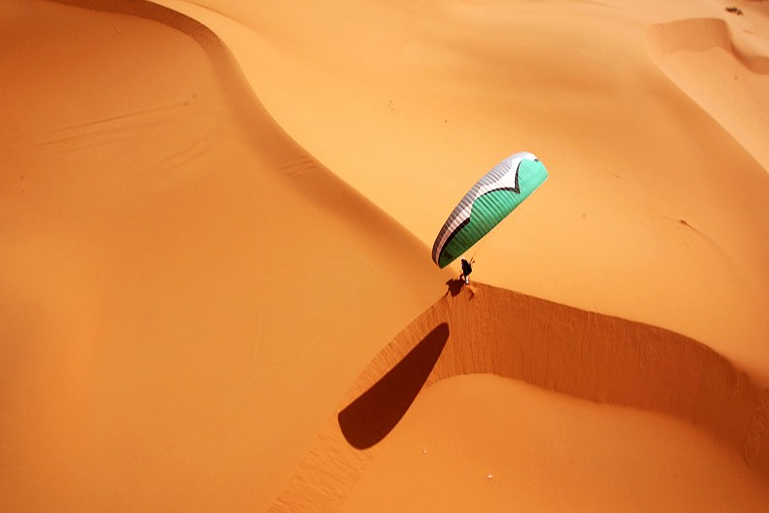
left=1, top=0, right=768, bottom=512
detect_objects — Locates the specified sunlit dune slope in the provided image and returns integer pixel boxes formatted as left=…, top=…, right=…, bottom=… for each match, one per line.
left=272, top=283, right=769, bottom=512
left=0, top=2, right=447, bottom=512
left=340, top=374, right=769, bottom=513
left=648, top=15, right=769, bottom=170
left=153, top=0, right=769, bottom=384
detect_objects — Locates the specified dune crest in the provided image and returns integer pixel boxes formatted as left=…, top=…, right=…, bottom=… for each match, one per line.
left=272, top=282, right=769, bottom=511
left=648, top=16, right=769, bottom=169
left=149, top=0, right=769, bottom=380
left=648, top=17, right=769, bottom=73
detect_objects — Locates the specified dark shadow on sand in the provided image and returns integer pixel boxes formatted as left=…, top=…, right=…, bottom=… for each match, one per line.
left=338, top=323, right=450, bottom=449
left=446, top=278, right=465, bottom=297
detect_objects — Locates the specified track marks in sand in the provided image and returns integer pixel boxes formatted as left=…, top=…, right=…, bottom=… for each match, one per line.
left=278, top=155, right=323, bottom=180
left=0, top=101, right=214, bottom=159
left=0, top=99, right=228, bottom=195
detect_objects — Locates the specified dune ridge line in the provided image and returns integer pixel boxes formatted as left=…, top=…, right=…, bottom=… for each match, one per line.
left=272, top=282, right=769, bottom=512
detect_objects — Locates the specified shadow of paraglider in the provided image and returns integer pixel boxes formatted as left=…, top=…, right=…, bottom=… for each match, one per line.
left=337, top=323, right=450, bottom=449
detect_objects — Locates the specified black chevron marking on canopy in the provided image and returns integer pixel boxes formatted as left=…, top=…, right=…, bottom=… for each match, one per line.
left=477, top=186, right=518, bottom=203
left=475, top=159, right=521, bottom=200
left=433, top=156, right=530, bottom=265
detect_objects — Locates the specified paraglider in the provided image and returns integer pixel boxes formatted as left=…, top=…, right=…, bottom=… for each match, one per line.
left=460, top=258, right=474, bottom=284
left=431, top=152, right=548, bottom=269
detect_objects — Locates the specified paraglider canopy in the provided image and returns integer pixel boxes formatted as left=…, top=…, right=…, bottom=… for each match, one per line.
left=431, top=152, right=548, bottom=268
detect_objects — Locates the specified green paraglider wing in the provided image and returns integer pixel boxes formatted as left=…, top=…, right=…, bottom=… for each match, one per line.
left=431, top=152, right=548, bottom=268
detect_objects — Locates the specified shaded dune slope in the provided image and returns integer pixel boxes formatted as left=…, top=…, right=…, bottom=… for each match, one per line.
left=2, top=2, right=447, bottom=512
left=272, top=283, right=769, bottom=512
left=48, top=0, right=441, bottom=267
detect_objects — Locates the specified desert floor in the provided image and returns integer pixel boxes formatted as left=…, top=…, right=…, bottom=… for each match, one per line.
left=2, top=0, right=769, bottom=511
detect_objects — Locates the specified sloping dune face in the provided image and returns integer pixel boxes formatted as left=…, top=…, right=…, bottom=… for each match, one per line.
left=273, top=284, right=769, bottom=512
left=0, top=1, right=447, bottom=512
left=648, top=16, right=769, bottom=169
left=340, top=373, right=769, bottom=512
left=157, top=0, right=769, bottom=382
left=3, top=1, right=769, bottom=513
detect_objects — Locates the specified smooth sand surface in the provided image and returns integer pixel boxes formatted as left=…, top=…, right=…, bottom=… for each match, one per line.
left=340, top=374, right=769, bottom=512
left=2, top=0, right=768, bottom=512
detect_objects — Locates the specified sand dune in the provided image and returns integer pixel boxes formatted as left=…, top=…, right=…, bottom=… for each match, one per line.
left=1, top=1, right=446, bottom=511
left=2, top=0, right=769, bottom=512
left=648, top=15, right=769, bottom=169
left=155, top=0, right=769, bottom=380
left=273, top=284, right=769, bottom=511
left=339, top=373, right=769, bottom=512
